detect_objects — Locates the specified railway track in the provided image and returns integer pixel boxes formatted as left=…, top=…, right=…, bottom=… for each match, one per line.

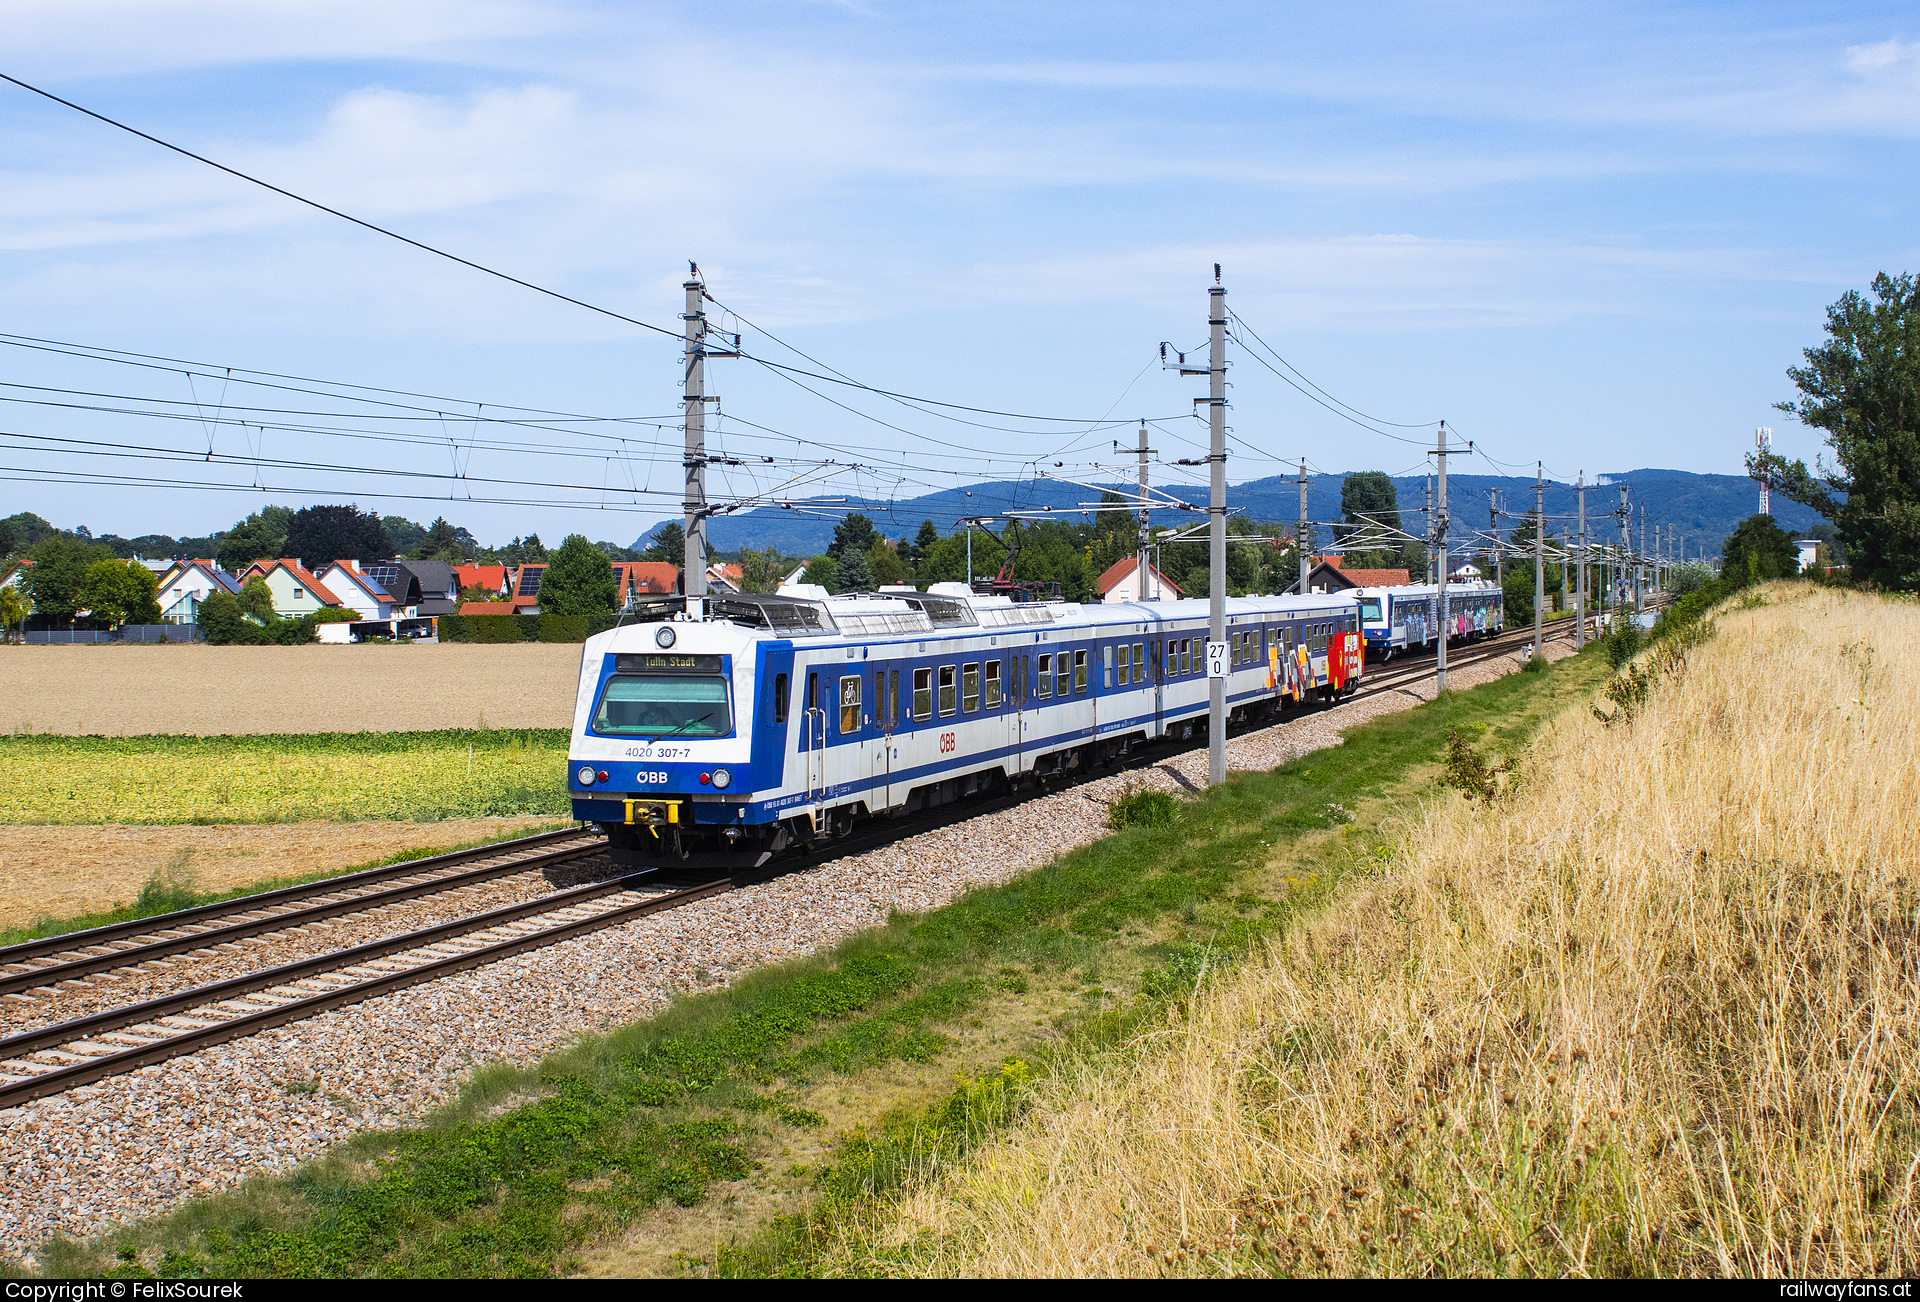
left=0, top=827, right=607, bottom=996
left=0, top=617, right=1595, bottom=1109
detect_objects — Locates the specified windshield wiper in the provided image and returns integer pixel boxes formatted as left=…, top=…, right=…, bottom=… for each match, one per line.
left=643, top=712, right=713, bottom=745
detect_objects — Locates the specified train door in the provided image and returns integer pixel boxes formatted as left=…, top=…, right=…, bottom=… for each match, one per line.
left=1152, top=637, right=1165, bottom=738
left=1009, top=652, right=1029, bottom=772
left=804, top=669, right=827, bottom=829
left=831, top=667, right=866, bottom=815
left=867, top=661, right=896, bottom=811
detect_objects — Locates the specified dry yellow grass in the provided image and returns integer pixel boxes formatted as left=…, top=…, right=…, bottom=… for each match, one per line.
left=840, top=585, right=1920, bottom=1277
left=0, top=642, right=585, bottom=735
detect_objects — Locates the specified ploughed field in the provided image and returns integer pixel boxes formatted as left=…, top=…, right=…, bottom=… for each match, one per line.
left=0, top=642, right=583, bottom=736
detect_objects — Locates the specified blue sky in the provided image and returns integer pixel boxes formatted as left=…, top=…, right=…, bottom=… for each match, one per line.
left=3, top=0, right=1916, bottom=546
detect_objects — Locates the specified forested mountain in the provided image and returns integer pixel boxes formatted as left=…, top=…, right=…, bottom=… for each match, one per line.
left=635, top=468, right=1822, bottom=560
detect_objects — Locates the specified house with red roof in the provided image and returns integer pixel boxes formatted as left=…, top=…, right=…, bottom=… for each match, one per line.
left=452, top=563, right=508, bottom=598
left=613, top=561, right=680, bottom=604
left=1093, top=556, right=1184, bottom=603
left=1295, top=554, right=1412, bottom=594
left=237, top=559, right=345, bottom=617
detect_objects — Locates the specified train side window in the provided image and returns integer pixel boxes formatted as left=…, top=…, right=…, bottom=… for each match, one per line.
left=985, top=660, right=1002, bottom=708
left=913, top=668, right=932, bottom=721
left=1181, top=638, right=1192, bottom=675
left=876, top=672, right=886, bottom=728
left=889, top=670, right=899, bottom=726
left=1103, top=644, right=1114, bottom=689
left=938, top=665, right=957, bottom=716
left=1074, top=648, right=1088, bottom=693
left=1015, top=656, right=1027, bottom=703
left=839, top=676, right=861, bottom=735
left=773, top=672, right=789, bottom=723
left=1133, top=642, right=1146, bottom=684
left=806, top=672, right=818, bottom=713
left=1116, top=642, right=1130, bottom=685
left=962, top=663, right=980, bottom=713
left=1035, top=653, right=1052, bottom=699
left=1056, top=651, right=1071, bottom=697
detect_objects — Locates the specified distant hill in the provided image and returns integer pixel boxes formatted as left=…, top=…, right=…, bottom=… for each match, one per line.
left=637, top=468, right=1825, bottom=561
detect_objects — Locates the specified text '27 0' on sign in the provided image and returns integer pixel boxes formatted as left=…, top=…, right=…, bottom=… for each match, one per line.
left=1206, top=641, right=1229, bottom=678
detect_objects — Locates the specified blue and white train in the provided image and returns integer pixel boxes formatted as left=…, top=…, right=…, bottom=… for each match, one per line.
left=1350, top=582, right=1504, bottom=661
left=566, top=583, right=1364, bottom=868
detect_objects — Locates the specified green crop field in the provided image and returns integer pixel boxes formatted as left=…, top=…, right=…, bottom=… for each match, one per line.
left=0, top=729, right=570, bottom=825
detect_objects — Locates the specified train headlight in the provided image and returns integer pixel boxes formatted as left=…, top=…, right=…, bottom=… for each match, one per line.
left=655, top=626, right=676, bottom=649
left=710, top=767, right=732, bottom=789
left=577, top=766, right=596, bottom=786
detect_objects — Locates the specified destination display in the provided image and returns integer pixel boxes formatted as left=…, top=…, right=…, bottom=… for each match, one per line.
left=614, top=653, right=724, bottom=674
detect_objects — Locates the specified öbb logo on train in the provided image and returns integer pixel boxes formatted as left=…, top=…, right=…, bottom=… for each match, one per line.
left=939, top=732, right=956, bottom=754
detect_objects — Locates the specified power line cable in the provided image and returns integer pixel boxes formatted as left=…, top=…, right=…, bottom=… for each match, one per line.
left=0, top=73, right=686, bottom=342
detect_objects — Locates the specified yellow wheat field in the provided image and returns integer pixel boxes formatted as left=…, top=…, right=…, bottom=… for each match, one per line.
left=843, top=585, right=1920, bottom=1277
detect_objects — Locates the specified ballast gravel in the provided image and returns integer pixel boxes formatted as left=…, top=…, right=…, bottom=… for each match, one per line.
left=0, top=850, right=616, bottom=1040
left=0, top=637, right=1570, bottom=1262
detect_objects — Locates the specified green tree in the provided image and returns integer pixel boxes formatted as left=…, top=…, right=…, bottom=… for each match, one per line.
left=198, top=589, right=263, bottom=645
left=407, top=516, right=478, bottom=562
left=828, top=514, right=879, bottom=561
left=0, top=585, right=27, bottom=641
left=736, top=546, right=788, bottom=593
left=1, top=512, right=58, bottom=553
left=381, top=515, right=427, bottom=556
left=1752, top=272, right=1920, bottom=589
left=539, top=534, right=619, bottom=616
left=1337, top=471, right=1403, bottom=569
left=1668, top=561, right=1715, bottom=596
left=800, top=555, right=841, bottom=592
left=1722, top=513, right=1798, bottom=584
left=216, top=508, right=291, bottom=573
left=285, top=504, right=393, bottom=567
left=906, top=519, right=939, bottom=567
left=237, top=577, right=279, bottom=622
left=644, top=522, right=685, bottom=567
left=22, top=534, right=112, bottom=620
left=835, top=548, right=873, bottom=592
left=866, top=539, right=910, bottom=587
left=1501, top=566, right=1535, bottom=627
left=1503, top=512, right=1564, bottom=606
left=916, top=532, right=972, bottom=587
left=77, top=559, right=161, bottom=628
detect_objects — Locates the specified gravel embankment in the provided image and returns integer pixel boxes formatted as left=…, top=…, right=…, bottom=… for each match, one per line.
left=0, top=640, right=1565, bottom=1262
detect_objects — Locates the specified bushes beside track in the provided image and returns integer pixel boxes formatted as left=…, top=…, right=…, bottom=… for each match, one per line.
left=437, top=612, right=613, bottom=644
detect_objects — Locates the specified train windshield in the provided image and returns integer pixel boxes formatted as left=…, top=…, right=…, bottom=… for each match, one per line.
left=593, top=675, right=732, bottom=737
left=1359, top=598, right=1383, bottom=623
